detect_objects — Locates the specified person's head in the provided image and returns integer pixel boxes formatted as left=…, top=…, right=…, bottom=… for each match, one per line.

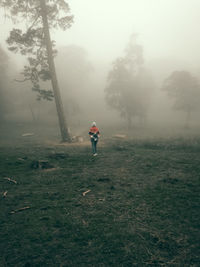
left=92, top=121, right=96, bottom=127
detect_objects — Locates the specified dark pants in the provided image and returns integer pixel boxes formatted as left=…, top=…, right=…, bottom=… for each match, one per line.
left=91, top=139, right=98, bottom=154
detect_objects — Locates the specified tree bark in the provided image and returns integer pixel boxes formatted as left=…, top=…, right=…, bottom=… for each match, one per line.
left=40, top=0, right=71, bottom=142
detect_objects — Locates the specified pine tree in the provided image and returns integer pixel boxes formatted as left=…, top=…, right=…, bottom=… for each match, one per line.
left=0, top=0, right=73, bottom=141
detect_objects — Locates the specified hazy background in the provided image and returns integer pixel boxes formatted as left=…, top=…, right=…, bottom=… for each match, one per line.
left=1, top=0, right=200, bottom=138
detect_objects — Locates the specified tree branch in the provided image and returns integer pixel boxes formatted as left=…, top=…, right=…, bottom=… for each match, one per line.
left=26, top=13, right=40, bottom=32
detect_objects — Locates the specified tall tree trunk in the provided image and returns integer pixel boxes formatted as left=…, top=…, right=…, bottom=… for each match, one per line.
left=40, top=0, right=71, bottom=142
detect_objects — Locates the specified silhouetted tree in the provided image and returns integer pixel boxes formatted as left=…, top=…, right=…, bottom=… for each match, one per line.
left=0, top=0, right=73, bottom=141
left=162, top=70, right=200, bottom=128
left=0, top=46, right=9, bottom=121
left=105, top=34, right=154, bottom=128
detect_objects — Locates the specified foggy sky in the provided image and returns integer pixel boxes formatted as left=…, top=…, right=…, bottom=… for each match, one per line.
left=0, top=0, right=200, bottom=68
left=54, top=0, right=200, bottom=65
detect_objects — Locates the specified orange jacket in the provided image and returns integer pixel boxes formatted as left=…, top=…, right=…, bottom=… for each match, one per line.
left=89, top=126, right=100, bottom=136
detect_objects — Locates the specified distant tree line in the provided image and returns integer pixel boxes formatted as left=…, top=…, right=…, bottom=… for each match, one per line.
left=105, top=33, right=200, bottom=129
left=0, top=46, right=9, bottom=122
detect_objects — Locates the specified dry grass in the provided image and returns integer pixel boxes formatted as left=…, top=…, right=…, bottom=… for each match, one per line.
left=0, top=123, right=199, bottom=266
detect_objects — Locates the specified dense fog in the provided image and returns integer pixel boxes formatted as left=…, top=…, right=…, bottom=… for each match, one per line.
left=1, top=0, right=200, bottom=138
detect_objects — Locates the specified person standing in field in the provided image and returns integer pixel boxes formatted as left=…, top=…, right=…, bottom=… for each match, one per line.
left=89, top=122, right=100, bottom=156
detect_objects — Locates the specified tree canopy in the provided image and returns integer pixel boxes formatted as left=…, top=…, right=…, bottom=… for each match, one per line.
left=105, top=34, right=154, bottom=127
left=162, top=70, right=200, bottom=127
left=0, top=0, right=73, bottom=100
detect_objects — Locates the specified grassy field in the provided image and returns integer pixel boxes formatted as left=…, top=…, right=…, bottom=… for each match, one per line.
left=0, top=123, right=200, bottom=266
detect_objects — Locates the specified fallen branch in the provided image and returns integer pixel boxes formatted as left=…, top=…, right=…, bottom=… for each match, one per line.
left=22, top=133, right=34, bottom=137
left=14, top=78, right=31, bottom=83
left=113, top=134, right=127, bottom=139
left=82, top=190, right=91, bottom=196
left=4, top=177, right=17, bottom=184
left=82, top=219, right=88, bottom=226
left=17, top=158, right=26, bottom=161
left=3, top=191, right=8, bottom=198
left=42, top=167, right=58, bottom=172
left=10, top=206, right=30, bottom=214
